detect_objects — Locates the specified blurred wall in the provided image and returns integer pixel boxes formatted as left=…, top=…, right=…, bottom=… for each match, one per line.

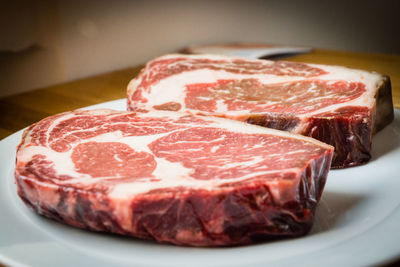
left=1, top=0, right=399, bottom=97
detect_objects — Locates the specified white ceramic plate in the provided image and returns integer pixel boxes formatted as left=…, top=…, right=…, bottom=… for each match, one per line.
left=1, top=99, right=399, bottom=267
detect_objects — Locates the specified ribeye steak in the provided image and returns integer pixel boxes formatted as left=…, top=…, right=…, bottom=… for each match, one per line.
left=15, top=109, right=333, bottom=246
left=127, top=54, right=394, bottom=168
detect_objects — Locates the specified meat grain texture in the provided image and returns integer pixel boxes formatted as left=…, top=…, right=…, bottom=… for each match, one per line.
left=127, top=54, right=394, bottom=168
left=15, top=109, right=333, bottom=246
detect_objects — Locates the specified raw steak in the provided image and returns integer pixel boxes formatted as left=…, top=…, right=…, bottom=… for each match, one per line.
left=15, top=109, right=333, bottom=246
left=127, top=54, right=394, bottom=168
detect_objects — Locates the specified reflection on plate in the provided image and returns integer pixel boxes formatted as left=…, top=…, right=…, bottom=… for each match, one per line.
left=1, top=99, right=399, bottom=267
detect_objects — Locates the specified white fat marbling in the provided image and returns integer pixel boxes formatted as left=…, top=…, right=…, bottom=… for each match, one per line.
left=127, top=54, right=385, bottom=119
left=18, top=145, right=91, bottom=180
left=18, top=110, right=331, bottom=198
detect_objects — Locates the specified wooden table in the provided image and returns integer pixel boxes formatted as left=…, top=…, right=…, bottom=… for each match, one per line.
left=0, top=49, right=399, bottom=267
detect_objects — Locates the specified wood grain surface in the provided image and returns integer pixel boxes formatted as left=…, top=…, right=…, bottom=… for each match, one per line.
left=0, top=49, right=399, bottom=267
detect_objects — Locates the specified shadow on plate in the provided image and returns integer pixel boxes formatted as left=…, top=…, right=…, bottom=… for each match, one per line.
left=309, top=191, right=365, bottom=235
